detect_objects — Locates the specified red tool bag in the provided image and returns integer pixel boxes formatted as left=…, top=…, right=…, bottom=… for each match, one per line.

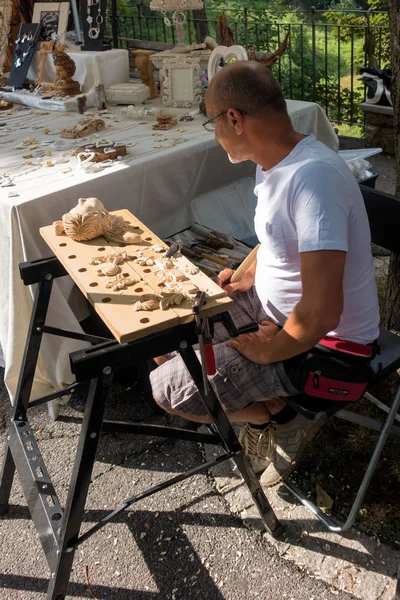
left=293, top=337, right=377, bottom=402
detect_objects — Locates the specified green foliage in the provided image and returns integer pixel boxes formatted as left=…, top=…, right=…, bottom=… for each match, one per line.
left=108, top=1, right=390, bottom=127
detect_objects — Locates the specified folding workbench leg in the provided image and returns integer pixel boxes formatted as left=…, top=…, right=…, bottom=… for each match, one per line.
left=0, top=276, right=54, bottom=515
left=46, top=369, right=113, bottom=600
left=179, top=344, right=284, bottom=538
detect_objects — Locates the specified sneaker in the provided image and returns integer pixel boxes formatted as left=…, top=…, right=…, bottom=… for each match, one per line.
left=260, top=412, right=328, bottom=488
left=238, top=422, right=277, bottom=474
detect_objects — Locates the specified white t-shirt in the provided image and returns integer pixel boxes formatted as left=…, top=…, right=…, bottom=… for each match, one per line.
left=254, top=135, right=380, bottom=344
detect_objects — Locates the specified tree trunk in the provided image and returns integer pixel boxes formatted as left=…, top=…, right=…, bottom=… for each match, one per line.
left=385, top=1, right=400, bottom=332
left=192, top=3, right=208, bottom=43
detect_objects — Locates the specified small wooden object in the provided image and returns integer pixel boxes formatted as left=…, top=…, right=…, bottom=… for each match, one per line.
left=36, top=40, right=55, bottom=85
left=61, top=118, right=105, bottom=138
left=52, top=41, right=81, bottom=97
left=0, top=99, right=13, bottom=110
left=73, top=143, right=127, bottom=162
left=131, top=49, right=158, bottom=99
left=152, top=114, right=177, bottom=130
left=40, top=209, right=232, bottom=343
left=230, top=244, right=260, bottom=284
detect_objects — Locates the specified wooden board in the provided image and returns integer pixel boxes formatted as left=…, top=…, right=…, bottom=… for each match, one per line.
left=40, top=209, right=233, bottom=343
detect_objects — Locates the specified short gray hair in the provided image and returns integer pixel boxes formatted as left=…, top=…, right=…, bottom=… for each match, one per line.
left=209, top=61, right=287, bottom=115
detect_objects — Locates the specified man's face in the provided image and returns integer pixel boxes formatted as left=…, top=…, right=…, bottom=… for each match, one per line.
left=205, top=91, right=246, bottom=164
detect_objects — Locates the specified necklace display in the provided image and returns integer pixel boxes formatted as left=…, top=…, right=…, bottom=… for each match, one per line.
left=158, top=0, right=188, bottom=44
left=14, top=33, right=35, bottom=68
left=86, top=0, right=104, bottom=39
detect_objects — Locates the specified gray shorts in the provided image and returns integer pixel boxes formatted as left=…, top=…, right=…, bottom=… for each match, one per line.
left=150, top=287, right=299, bottom=417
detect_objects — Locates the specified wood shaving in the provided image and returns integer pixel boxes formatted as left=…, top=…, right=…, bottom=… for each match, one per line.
left=108, top=250, right=127, bottom=265
left=155, top=257, right=174, bottom=270
left=184, top=263, right=200, bottom=275
left=89, top=256, right=108, bottom=265
left=151, top=244, right=165, bottom=253
left=105, top=274, right=139, bottom=289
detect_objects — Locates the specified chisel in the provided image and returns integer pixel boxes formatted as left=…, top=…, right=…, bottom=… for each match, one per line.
left=230, top=244, right=260, bottom=283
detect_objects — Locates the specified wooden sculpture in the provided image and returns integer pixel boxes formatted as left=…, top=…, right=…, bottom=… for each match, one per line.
left=217, top=12, right=235, bottom=47
left=52, top=41, right=81, bottom=96
left=36, top=40, right=56, bottom=85
left=131, top=49, right=158, bottom=99
left=249, top=32, right=290, bottom=68
left=53, top=198, right=143, bottom=244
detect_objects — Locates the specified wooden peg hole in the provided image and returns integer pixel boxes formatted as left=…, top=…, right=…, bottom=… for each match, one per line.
left=140, top=318, right=150, bottom=323
left=68, top=255, right=76, bottom=259
left=97, top=247, right=106, bottom=251
left=135, top=287, right=143, bottom=292
left=145, top=237, right=152, bottom=241
left=59, top=243, right=67, bottom=247
left=89, top=282, right=98, bottom=287
left=158, top=283, right=165, bottom=288
left=143, top=268, right=151, bottom=273
left=78, top=268, right=87, bottom=273
left=122, top=272, right=130, bottom=277
left=101, top=297, right=112, bottom=303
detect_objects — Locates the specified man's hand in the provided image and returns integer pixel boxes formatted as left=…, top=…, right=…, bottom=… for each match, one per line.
left=227, top=320, right=280, bottom=364
left=215, top=267, right=255, bottom=295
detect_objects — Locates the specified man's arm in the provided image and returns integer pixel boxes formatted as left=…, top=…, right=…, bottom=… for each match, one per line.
left=227, top=249, right=346, bottom=364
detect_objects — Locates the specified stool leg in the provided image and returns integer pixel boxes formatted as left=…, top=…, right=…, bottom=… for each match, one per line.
left=0, top=277, right=53, bottom=513
left=179, top=344, right=283, bottom=537
left=46, top=370, right=113, bottom=600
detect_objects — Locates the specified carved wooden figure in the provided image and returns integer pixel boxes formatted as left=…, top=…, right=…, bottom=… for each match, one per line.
left=36, top=40, right=56, bottom=85
left=52, top=41, right=81, bottom=96
left=131, top=49, right=158, bottom=99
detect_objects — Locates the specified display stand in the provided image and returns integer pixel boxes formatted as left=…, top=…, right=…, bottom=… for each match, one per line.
left=81, top=0, right=107, bottom=52
left=8, top=23, right=42, bottom=89
left=0, top=255, right=283, bottom=599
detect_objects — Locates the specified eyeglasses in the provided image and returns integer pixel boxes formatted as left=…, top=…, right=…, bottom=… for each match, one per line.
left=202, top=109, right=247, bottom=132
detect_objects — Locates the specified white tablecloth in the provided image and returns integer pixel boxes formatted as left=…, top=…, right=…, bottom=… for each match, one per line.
left=0, top=99, right=338, bottom=401
left=27, top=48, right=129, bottom=108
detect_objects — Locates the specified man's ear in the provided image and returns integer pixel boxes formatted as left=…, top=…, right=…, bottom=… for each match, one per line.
left=226, top=108, right=245, bottom=134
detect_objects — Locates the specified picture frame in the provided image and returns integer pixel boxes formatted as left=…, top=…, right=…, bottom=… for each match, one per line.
left=160, top=55, right=202, bottom=109
left=32, top=2, right=70, bottom=44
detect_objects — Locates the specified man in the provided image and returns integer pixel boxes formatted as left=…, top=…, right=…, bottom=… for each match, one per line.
left=151, top=61, right=380, bottom=488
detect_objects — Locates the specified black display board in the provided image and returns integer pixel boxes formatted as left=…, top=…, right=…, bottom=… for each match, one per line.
left=81, top=0, right=107, bottom=51
left=8, top=23, right=43, bottom=89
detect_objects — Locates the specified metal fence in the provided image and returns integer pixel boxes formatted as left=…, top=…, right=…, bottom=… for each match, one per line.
left=106, top=6, right=390, bottom=127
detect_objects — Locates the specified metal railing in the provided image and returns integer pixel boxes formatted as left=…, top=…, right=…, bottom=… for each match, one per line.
left=106, top=6, right=390, bottom=127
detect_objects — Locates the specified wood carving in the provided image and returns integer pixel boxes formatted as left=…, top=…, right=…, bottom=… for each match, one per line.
left=160, top=55, right=202, bottom=108
left=250, top=32, right=290, bottom=68
left=53, top=198, right=144, bottom=244
left=36, top=40, right=56, bottom=85
left=152, top=114, right=177, bottom=130
left=73, top=143, right=127, bottom=162
left=0, top=0, right=13, bottom=77
left=217, top=12, right=234, bottom=47
left=61, top=117, right=105, bottom=138
left=131, top=49, right=157, bottom=99
left=52, top=41, right=81, bottom=96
